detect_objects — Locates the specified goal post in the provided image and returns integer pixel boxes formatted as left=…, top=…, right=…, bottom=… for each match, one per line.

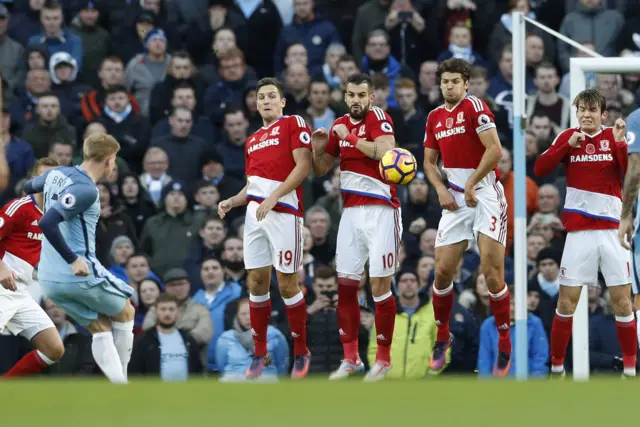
left=512, top=11, right=640, bottom=381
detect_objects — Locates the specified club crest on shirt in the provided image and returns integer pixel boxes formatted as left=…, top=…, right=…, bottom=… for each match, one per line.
left=358, top=125, right=366, bottom=136
left=560, top=267, right=567, bottom=279
left=446, top=118, right=454, bottom=129
left=585, top=143, right=595, bottom=155
left=599, top=140, right=610, bottom=151
left=437, top=229, right=445, bottom=242
left=270, top=126, right=280, bottom=136
left=456, top=112, right=464, bottom=124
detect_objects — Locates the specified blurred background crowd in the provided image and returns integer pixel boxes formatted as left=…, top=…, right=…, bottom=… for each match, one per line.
left=0, top=0, right=637, bottom=380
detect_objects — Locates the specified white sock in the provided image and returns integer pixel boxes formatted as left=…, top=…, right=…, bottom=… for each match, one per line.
left=111, top=321, right=134, bottom=380
left=92, top=332, right=127, bottom=384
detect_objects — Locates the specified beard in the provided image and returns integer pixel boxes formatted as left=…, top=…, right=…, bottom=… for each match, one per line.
left=223, top=259, right=245, bottom=272
left=349, top=103, right=369, bottom=121
left=157, top=318, right=177, bottom=329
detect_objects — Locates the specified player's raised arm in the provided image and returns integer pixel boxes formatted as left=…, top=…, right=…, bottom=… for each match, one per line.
left=311, top=127, right=336, bottom=176
left=534, top=131, right=576, bottom=177
left=333, top=118, right=395, bottom=160
left=23, top=169, right=52, bottom=194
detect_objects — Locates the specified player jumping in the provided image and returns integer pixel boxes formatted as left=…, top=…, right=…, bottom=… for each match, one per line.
left=23, top=133, right=136, bottom=384
left=424, top=58, right=511, bottom=376
left=535, top=89, right=636, bottom=377
left=618, top=105, right=640, bottom=343
left=218, top=78, right=313, bottom=379
left=311, top=73, right=401, bottom=381
left=1, top=157, right=63, bottom=377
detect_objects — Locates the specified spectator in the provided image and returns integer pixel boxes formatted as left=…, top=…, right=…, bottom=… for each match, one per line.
left=220, top=236, right=246, bottom=287
left=204, top=47, right=255, bottom=125
left=498, top=148, right=539, bottom=252
left=142, top=268, right=214, bottom=354
left=96, top=85, right=150, bottom=173
left=124, top=253, right=160, bottom=305
left=370, top=73, right=402, bottom=126
left=0, top=5, right=25, bottom=95
left=597, top=74, right=635, bottom=117
left=1, top=108, right=34, bottom=202
left=140, top=180, right=201, bottom=277
left=384, top=0, right=435, bottom=73
left=527, top=62, right=571, bottom=131
left=22, top=92, right=76, bottom=158
left=41, top=299, right=95, bottom=376
left=107, top=235, right=135, bottom=281
left=191, top=257, right=242, bottom=371
left=69, top=1, right=109, bottom=88
left=49, top=51, right=91, bottom=114
left=536, top=184, right=562, bottom=217
left=330, top=54, right=359, bottom=115
left=284, top=63, right=311, bottom=115
left=148, top=51, right=207, bottom=125
left=10, top=68, right=59, bottom=131
left=215, top=298, right=289, bottom=381
left=235, top=0, right=282, bottom=78
left=526, top=233, right=546, bottom=275
left=525, top=34, right=545, bottom=76
left=459, top=273, right=492, bottom=324
left=368, top=270, right=442, bottom=378
left=528, top=113, right=556, bottom=152
left=393, top=78, right=427, bottom=160
left=558, top=41, right=598, bottom=99
left=467, top=66, right=511, bottom=145
left=8, top=0, right=46, bottom=47
left=130, top=293, right=204, bottom=380
left=528, top=247, right=562, bottom=334
left=96, top=183, right=138, bottom=266
left=447, top=298, right=481, bottom=374
left=125, top=28, right=171, bottom=117
left=306, top=266, right=368, bottom=374
left=151, top=84, right=216, bottom=145
left=80, top=56, right=140, bottom=123
left=360, top=29, right=414, bottom=109
left=274, top=0, right=341, bottom=76
left=135, top=277, right=162, bottom=329
left=419, top=228, right=436, bottom=258
left=28, top=0, right=83, bottom=70
left=150, top=107, right=209, bottom=188
left=217, top=108, right=250, bottom=180
left=193, top=180, right=220, bottom=217
left=101, top=1, right=148, bottom=62
left=139, top=146, right=172, bottom=206
left=416, top=60, right=441, bottom=114
left=321, top=43, right=345, bottom=89
left=558, top=0, right=623, bottom=73
left=118, top=171, right=157, bottom=238
left=314, top=167, right=342, bottom=241
left=416, top=255, right=435, bottom=291
left=437, top=22, right=488, bottom=70
left=478, top=287, right=549, bottom=377
left=305, top=205, right=336, bottom=266
left=184, top=216, right=227, bottom=291
left=402, top=172, right=442, bottom=235
left=351, top=0, right=390, bottom=63
left=200, top=151, right=245, bottom=203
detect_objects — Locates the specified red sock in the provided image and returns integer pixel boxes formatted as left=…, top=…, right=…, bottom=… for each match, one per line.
left=615, top=315, right=638, bottom=371
left=249, top=294, right=272, bottom=357
left=4, top=350, right=50, bottom=377
left=432, top=283, right=454, bottom=342
left=337, top=277, right=361, bottom=361
left=489, top=284, right=511, bottom=353
left=550, top=311, right=573, bottom=367
left=374, top=292, right=396, bottom=363
left=284, top=292, right=308, bottom=356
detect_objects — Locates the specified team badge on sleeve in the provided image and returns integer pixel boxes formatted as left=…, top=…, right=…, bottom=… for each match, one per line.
left=300, top=131, right=311, bottom=144
left=61, top=194, right=76, bottom=209
left=381, top=122, right=393, bottom=133
left=0, top=217, right=4, bottom=228
left=627, top=131, right=635, bottom=145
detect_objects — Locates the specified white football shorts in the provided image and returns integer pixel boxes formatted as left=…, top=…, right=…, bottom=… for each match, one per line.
left=0, top=285, right=54, bottom=340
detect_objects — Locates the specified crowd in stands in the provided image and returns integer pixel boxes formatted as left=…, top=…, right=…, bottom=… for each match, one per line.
left=0, top=0, right=638, bottom=380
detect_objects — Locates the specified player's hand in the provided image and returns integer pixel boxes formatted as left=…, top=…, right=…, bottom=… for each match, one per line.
left=437, top=188, right=459, bottom=211
left=218, top=199, right=233, bottom=219
left=568, top=132, right=586, bottom=148
left=618, top=215, right=633, bottom=250
left=332, top=124, right=350, bottom=140
left=464, top=183, right=478, bottom=207
left=614, top=118, right=627, bottom=142
left=311, top=128, right=329, bottom=153
left=71, top=257, right=90, bottom=277
left=256, top=195, right=277, bottom=221
left=0, top=266, right=18, bottom=291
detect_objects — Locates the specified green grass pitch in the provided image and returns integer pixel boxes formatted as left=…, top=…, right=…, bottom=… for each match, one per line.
left=1, top=377, right=634, bottom=426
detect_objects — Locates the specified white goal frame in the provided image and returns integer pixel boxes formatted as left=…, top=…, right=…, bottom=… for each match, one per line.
left=512, top=12, right=640, bottom=381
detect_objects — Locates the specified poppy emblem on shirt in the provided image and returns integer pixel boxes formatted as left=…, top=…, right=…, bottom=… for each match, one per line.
left=599, top=140, right=610, bottom=151
left=446, top=118, right=454, bottom=129
left=585, top=143, right=595, bottom=155
left=260, top=133, right=268, bottom=141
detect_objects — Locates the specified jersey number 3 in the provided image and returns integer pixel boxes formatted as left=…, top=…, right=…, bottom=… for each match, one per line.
left=490, top=216, right=497, bottom=232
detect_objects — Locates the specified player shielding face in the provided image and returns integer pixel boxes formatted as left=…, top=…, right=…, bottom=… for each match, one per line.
left=23, top=133, right=136, bottom=384
left=217, top=78, right=313, bottom=379
left=310, top=73, right=401, bottom=381
left=534, top=89, right=636, bottom=377
left=423, top=58, right=512, bottom=376
left=619, top=106, right=640, bottom=343
left=0, top=157, right=67, bottom=378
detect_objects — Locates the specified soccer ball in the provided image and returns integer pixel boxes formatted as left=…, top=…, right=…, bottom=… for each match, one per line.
left=379, top=148, right=417, bottom=185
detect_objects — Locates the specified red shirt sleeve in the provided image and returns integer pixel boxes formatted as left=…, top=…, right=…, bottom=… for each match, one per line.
left=368, top=108, right=395, bottom=140
left=534, top=131, right=571, bottom=177
left=244, top=136, right=251, bottom=174
left=0, top=200, right=21, bottom=240
left=465, top=96, right=496, bottom=135
left=288, top=115, right=312, bottom=151
left=609, top=128, right=629, bottom=174
left=424, top=110, right=438, bottom=150
left=325, top=123, right=340, bottom=157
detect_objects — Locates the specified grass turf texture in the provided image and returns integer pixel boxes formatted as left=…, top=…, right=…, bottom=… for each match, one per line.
left=1, top=376, right=633, bottom=426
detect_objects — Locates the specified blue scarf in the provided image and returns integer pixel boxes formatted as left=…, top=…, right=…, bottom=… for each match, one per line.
left=103, top=103, right=132, bottom=124
left=537, top=272, right=559, bottom=298
left=501, top=11, right=537, bottom=33
left=322, top=63, right=341, bottom=89
left=235, top=0, right=262, bottom=19
left=448, top=44, right=474, bottom=62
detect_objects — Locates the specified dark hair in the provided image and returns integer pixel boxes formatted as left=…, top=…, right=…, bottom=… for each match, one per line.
left=202, top=215, right=224, bottom=229
left=101, top=56, right=124, bottom=67
left=155, top=292, right=179, bottom=306
left=171, top=106, right=192, bottom=117
left=573, top=88, right=606, bottom=113
left=223, top=235, right=242, bottom=249
left=49, top=140, right=73, bottom=149
left=309, top=78, right=330, bottom=91
left=201, top=256, right=223, bottom=267
left=314, top=266, right=338, bottom=281
left=126, top=252, right=150, bottom=266
left=30, top=157, right=59, bottom=177
left=437, top=58, right=471, bottom=82
left=171, top=51, right=192, bottom=62
left=43, top=0, right=62, bottom=10
left=370, top=73, right=389, bottom=90
left=105, top=84, right=128, bottom=97
left=223, top=107, right=246, bottom=119
left=194, top=179, right=215, bottom=193
left=470, top=65, right=487, bottom=80
left=37, top=91, right=58, bottom=100
left=257, top=77, right=285, bottom=98
left=345, top=73, right=373, bottom=92
left=338, top=54, right=357, bottom=66
left=173, top=82, right=195, bottom=94
left=535, top=61, right=557, bottom=76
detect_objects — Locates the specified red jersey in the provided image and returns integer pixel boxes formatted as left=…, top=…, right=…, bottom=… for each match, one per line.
left=245, top=115, right=312, bottom=217
left=326, top=106, right=399, bottom=208
left=0, top=196, right=43, bottom=284
left=534, top=126, right=627, bottom=232
left=424, top=95, right=499, bottom=191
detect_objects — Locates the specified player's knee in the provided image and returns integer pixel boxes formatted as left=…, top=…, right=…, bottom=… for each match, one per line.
left=434, top=265, right=454, bottom=287
left=247, top=268, right=271, bottom=295
left=277, top=272, right=299, bottom=298
left=610, top=292, right=633, bottom=315
left=557, top=295, right=578, bottom=315
left=119, top=301, right=135, bottom=322
left=480, top=266, right=501, bottom=288
left=370, top=276, right=392, bottom=297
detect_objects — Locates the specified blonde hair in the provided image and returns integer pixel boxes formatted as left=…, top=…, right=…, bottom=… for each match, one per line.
left=30, top=157, right=60, bottom=177
left=83, top=133, right=120, bottom=162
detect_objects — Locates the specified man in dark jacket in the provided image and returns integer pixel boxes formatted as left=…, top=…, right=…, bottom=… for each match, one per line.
left=129, top=293, right=202, bottom=379
left=69, top=1, right=110, bottom=88
left=22, top=92, right=76, bottom=158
